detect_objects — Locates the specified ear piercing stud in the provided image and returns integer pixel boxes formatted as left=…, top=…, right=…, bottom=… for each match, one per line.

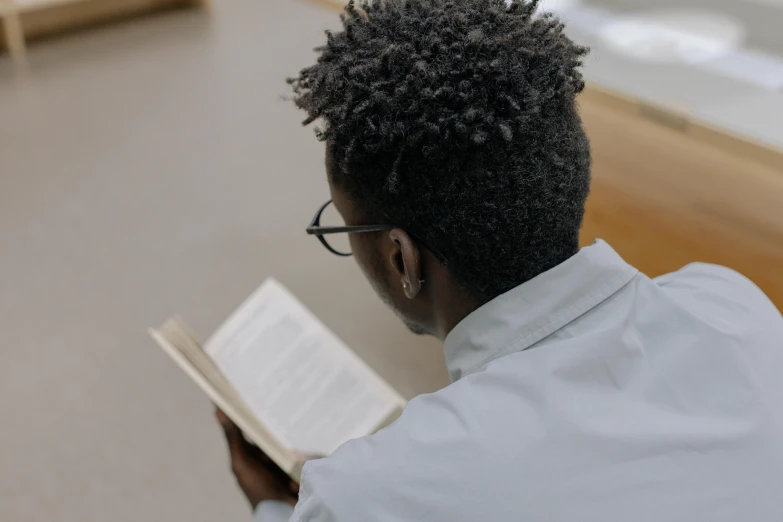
left=402, top=279, right=425, bottom=291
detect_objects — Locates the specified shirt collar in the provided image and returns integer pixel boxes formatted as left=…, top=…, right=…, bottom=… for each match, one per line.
left=443, top=240, right=638, bottom=382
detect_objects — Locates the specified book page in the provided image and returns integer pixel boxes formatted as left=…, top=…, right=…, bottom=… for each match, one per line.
left=206, top=279, right=406, bottom=456
left=149, top=318, right=299, bottom=479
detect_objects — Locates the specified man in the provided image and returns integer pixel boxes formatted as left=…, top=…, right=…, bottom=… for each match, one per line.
left=217, top=0, right=783, bottom=520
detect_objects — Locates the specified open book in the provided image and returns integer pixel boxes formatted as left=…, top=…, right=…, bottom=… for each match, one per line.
left=149, top=279, right=407, bottom=482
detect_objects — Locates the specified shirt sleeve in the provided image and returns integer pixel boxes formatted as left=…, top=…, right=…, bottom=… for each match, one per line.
left=252, top=467, right=338, bottom=522
left=253, top=501, right=295, bottom=522
left=285, top=463, right=341, bottom=522
left=263, top=436, right=396, bottom=522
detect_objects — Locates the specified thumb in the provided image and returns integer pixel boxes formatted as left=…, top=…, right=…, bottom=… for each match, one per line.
left=216, top=408, right=251, bottom=467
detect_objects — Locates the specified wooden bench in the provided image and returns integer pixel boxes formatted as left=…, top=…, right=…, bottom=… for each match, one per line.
left=577, top=88, right=783, bottom=309
left=0, top=0, right=208, bottom=66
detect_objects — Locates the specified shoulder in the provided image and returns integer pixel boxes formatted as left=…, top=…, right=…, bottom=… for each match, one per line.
left=656, top=262, right=757, bottom=289
left=655, top=263, right=779, bottom=319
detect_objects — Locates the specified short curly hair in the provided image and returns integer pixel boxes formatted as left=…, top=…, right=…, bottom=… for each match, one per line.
left=290, top=0, right=591, bottom=300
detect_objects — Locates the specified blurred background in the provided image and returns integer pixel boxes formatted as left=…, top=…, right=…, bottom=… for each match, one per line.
left=1, top=0, right=781, bottom=520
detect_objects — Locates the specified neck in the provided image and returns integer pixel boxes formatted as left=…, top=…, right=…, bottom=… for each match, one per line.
left=436, top=297, right=483, bottom=340
left=425, top=264, right=485, bottom=341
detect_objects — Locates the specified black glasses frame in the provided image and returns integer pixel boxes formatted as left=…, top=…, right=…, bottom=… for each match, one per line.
left=306, top=200, right=392, bottom=257
left=306, top=200, right=448, bottom=264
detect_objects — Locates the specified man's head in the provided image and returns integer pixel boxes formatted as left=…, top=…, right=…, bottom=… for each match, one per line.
left=291, top=0, right=592, bottom=338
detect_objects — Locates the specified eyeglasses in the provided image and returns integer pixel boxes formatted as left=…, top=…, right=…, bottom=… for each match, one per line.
left=305, top=199, right=448, bottom=264
left=306, top=200, right=393, bottom=257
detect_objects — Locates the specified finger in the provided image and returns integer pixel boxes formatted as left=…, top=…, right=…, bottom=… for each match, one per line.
left=215, top=407, right=237, bottom=431
left=216, top=410, right=276, bottom=467
left=216, top=409, right=251, bottom=465
left=215, top=407, right=230, bottom=425
left=245, top=442, right=266, bottom=460
left=215, top=408, right=242, bottom=441
left=217, top=415, right=267, bottom=462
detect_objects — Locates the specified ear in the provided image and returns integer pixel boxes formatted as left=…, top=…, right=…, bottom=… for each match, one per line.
left=389, top=228, right=422, bottom=299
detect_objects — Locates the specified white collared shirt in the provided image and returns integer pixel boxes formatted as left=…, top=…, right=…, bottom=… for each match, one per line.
left=257, top=240, right=783, bottom=522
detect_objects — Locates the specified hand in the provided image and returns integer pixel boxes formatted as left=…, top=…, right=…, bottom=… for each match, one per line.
left=216, top=408, right=299, bottom=509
